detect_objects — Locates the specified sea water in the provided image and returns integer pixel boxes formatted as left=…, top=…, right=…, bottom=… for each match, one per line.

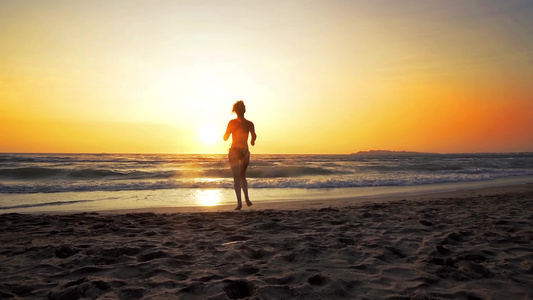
left=1, top=153, right=532, bottom=213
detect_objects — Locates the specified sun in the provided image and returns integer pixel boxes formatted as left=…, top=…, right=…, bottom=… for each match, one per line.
left=198, top=124, right=219, bottom=145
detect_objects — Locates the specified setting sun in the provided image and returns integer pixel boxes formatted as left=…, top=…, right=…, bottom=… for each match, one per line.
left=199, top=124, right=220, bottom=145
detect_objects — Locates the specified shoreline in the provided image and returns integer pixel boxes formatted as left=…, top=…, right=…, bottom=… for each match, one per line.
left=72, top=181, right=533, bottom=215
left=3, top=176, right=533, bottom=215
left=1, top=181, right=531, bottom=298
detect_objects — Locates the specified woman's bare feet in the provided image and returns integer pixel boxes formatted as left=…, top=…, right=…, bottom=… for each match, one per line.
left=246, top=200, right=253, bottom=207
left=235, top=205, right=242, bottom=210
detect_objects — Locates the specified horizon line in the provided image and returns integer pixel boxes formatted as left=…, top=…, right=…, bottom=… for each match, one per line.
left=1, top=151, right=532, bottom=155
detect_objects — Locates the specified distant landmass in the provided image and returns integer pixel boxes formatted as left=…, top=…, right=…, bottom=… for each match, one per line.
left=351, top=150, right=436, bottom=156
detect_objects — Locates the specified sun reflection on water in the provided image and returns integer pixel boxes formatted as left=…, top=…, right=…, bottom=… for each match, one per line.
left=194, top=189, right=222, bottom=206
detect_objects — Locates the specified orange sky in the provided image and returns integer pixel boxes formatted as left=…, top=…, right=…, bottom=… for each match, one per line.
left=1, top=1, right=532, bottom=154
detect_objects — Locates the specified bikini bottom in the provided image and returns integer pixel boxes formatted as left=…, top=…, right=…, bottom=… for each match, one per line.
left=229, top=147, right=249, bottom=160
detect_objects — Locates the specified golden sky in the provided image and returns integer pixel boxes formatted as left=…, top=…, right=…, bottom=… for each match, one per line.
left=1, top=0, right=532, bottom=154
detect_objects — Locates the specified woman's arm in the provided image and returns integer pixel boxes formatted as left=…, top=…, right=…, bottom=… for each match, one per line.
left=250, top=122, right=257, bottom=146
left=223, top=121, right=232, bottom=141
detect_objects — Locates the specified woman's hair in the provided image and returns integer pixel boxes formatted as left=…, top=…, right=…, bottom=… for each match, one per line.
left=232, top=100, right=246, bottom=116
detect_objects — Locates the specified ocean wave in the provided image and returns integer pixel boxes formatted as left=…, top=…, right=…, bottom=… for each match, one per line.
left=1, top=153, right=532, bottom=194
left=0, top=165, right=337, bottom=180
left=2, top=171, right=532, bottom=194
left=0, top=167, right=168, bottom=180
left=0, top=167, right=63, bottom=179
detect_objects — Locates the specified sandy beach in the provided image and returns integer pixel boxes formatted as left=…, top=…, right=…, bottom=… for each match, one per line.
left=1, top=183, right=532, bottom=299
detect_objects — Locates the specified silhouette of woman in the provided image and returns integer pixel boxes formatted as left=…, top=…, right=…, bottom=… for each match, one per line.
left=223, top=100, right=257, bottom=210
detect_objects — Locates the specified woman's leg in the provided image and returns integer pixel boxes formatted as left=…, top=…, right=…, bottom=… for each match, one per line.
left=229, top=151, right=242, bottom=210
left=240, top=151, right=252, bottom=206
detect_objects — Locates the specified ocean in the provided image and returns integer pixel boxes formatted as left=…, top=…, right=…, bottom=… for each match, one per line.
left=1, top=152, right=532, bottom=213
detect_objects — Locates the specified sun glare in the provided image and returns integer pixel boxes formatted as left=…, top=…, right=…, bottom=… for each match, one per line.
left=199, top=124, right=219, bottom=145
left=195, top=189, right=221, bottom=206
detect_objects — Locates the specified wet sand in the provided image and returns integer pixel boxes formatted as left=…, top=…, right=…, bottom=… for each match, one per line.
left=1, top=183, right=532, bottom=299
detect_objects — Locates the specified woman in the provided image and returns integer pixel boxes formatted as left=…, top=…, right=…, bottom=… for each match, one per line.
left=223, top=100, right=257, bottom=210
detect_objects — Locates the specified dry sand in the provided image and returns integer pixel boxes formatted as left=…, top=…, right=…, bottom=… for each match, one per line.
left=1, top=183, right=532, bottom=299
